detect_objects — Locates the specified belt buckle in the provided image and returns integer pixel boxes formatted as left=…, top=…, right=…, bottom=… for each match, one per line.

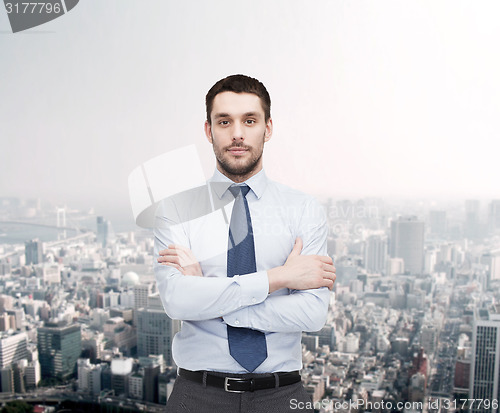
left=224, top=377, right=246, bottom=393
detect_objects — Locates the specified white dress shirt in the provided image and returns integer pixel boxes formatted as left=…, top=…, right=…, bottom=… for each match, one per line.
left=153, top=168, right=330, bottom=373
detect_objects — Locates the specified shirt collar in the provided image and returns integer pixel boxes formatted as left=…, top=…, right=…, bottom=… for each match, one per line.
left=209, top=168, right=268, bottom=200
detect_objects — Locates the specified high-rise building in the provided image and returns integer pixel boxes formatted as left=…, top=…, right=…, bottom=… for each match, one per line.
left=13, top=360, right=26, bottom=393
left=455, top=346, right=471, bottom=392
left=96, top=216, right=114, bottom=247
left=420, top=326, right=437, bottom=357
left=25, top=239, right=43, bottom=265
left=35, top=264, right=61, bottom=285
left=7, top=309, right=24, bottom=330
left=306, top=325, right=335, bottom=350
left=470, top=307, right=500, bottom=412
left=489, top=200, right=500, bottom=234
left=129, top=373, right=144, bottom=400
left=408, top=372, right=426, bottom=403
left=390, top=216, right=425, bottom=274
left=0, top=262, right=11, bottom=276
left=77, top=358, right=102, bottom=395
left=37, top=322, right=81, bottom=379
left=158, top=368, right=177, bottom=405
left=133, top=282, right=155, bottom=325
left=0, top=332, right=28, bottom=369
left=136, top=294, right=176, bottom=365
left=481, top=253, right=500, bottom=284
left=424, top=248, right=437, bottom=274
left=133, top=283, right=155, bottom=312
left=0, top=367, right=13, bottom=393
left=429, top=210, right=447, bottom=236
left=24, top=360, right=41, bottom=389
left=111, top=358, right=133, bottom=397
left=0, top=295, right=13, bottom=312
left=365, top=235, right=387, bottom=274
left=465, top=200, right=482, bottom=239
left=0, top=314, right=10, bottom=332
left=103, top=317, right=136, bottom=353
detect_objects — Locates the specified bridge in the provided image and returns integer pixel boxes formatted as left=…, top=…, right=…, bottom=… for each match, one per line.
left=0, top=220, right=91, bottom=233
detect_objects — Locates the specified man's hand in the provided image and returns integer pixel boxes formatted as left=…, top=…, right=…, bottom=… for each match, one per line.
left=157, top=245, right=203, bottom=276
left=268, top=238, right=336, bottom=293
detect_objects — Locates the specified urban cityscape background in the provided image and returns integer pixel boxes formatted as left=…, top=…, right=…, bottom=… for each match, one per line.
left=0, top=195, right=500, bottom=412
left=2, top=1, right=499, bottom=412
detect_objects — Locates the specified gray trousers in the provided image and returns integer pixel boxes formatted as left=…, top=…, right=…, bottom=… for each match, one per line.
left=166, top=374, right=314, bottom=413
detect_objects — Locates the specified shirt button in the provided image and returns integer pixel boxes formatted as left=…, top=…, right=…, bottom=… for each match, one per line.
left=219, top=309, right=224, bottom=314
left=234, top=320, right=240, bottom=325
left=251, top=298, right=257, bottom=303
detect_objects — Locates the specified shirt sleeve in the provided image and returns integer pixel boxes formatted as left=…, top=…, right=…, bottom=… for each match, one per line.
left=223, top=197, right=331, bottom=333
left=154, top=198, right=269, bottom=321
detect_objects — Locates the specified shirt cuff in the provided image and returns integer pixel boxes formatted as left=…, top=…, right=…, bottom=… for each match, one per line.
left=223, top=271, right=268, bottom=327
left=236, top=270, right=269, bottom=307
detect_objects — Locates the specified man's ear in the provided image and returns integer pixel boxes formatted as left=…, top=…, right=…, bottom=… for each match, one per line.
left=204, top=121, right=213, bottom=144
left=264, top=118, right=273, bottom=143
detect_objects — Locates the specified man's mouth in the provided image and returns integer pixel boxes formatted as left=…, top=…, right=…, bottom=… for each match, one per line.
left=227, top=147, right=249, bottom=156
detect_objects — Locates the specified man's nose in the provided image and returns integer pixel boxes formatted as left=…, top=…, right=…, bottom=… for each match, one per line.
left=232, top=123, right=244, bottom=141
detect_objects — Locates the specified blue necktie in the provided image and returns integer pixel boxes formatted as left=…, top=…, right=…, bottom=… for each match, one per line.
left=227, top=184, right=267, bottom=372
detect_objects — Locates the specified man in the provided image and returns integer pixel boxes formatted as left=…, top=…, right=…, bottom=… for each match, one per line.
left=154, top=74, right=335, bottom=413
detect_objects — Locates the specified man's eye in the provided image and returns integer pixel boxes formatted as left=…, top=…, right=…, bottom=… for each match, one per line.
left=219, top=120, right=230, bottom=125
left=245, top=120, right=255, bottom=125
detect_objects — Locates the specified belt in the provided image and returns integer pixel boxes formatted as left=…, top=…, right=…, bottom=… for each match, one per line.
left=178, top=368, right=301, bottom=393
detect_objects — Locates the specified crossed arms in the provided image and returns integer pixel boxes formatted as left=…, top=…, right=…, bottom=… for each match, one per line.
left=153, top=199, right=336, bottom=333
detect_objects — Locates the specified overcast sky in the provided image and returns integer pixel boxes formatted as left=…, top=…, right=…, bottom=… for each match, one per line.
left=1, top=0, right=499, bottom=226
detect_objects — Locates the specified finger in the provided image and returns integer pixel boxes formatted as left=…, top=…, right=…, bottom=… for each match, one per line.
left=321, top=270, right=336, bottom=282
left=327, top=279, right=334, bottom=291
left=323, top=264, right=336, bottom=273
left=158, top=251, right=179, bottom=260
left=289, top=237, right=303, bottom=257
left=316, top=255, right=334, bottom=264
left=321, top=279, right=334, bottom=290
left=158, top=256, right=181, bottom=265
left=159, top=246, right=181, bottom=256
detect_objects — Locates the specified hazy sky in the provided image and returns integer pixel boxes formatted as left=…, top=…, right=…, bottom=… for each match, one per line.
left=1, top=1, right=499, bottom=225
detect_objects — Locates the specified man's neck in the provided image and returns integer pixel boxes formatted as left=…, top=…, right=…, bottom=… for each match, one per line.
left=216, top=164, right=263, bottom=183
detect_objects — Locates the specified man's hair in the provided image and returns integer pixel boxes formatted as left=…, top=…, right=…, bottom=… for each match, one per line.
left=205, top=74, right=271, bottom=124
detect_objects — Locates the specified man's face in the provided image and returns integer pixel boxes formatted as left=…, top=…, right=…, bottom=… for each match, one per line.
left=205, top=91, right=273, bottom=182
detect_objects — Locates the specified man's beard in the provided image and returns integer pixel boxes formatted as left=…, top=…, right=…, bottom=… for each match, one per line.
left=213, top=136, right=264, bottom=178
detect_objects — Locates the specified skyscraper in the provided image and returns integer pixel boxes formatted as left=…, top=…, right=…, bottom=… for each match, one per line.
left=37, top=322, right=81, bottom=379
left=365, top=235, right=387, bottom=274
left=488, top=200, right=500, bottom=234
left=390, top=216, right=425, bottom=274
left=96, top=216, right=114, bottom=247
left=0, top=332, right=28, bottom=369
left=465, top=200, right=481, bottom=239
left=25, top=239, right=43, bottom=265
left=136, top=294, right=177, bottom=365
left=428, top=210, right=447, bottom=236
left=133, top=282, right=155, bottom=325
left=470, top=307, right=500, bottom=412
left=133, top=283, right=155, bottom=311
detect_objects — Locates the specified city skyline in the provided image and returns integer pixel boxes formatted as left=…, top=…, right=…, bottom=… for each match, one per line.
left=2, top=191, right=500, bottom=410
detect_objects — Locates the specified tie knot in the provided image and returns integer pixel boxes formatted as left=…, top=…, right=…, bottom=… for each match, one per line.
left=229, top=184, right=250, bottom=198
